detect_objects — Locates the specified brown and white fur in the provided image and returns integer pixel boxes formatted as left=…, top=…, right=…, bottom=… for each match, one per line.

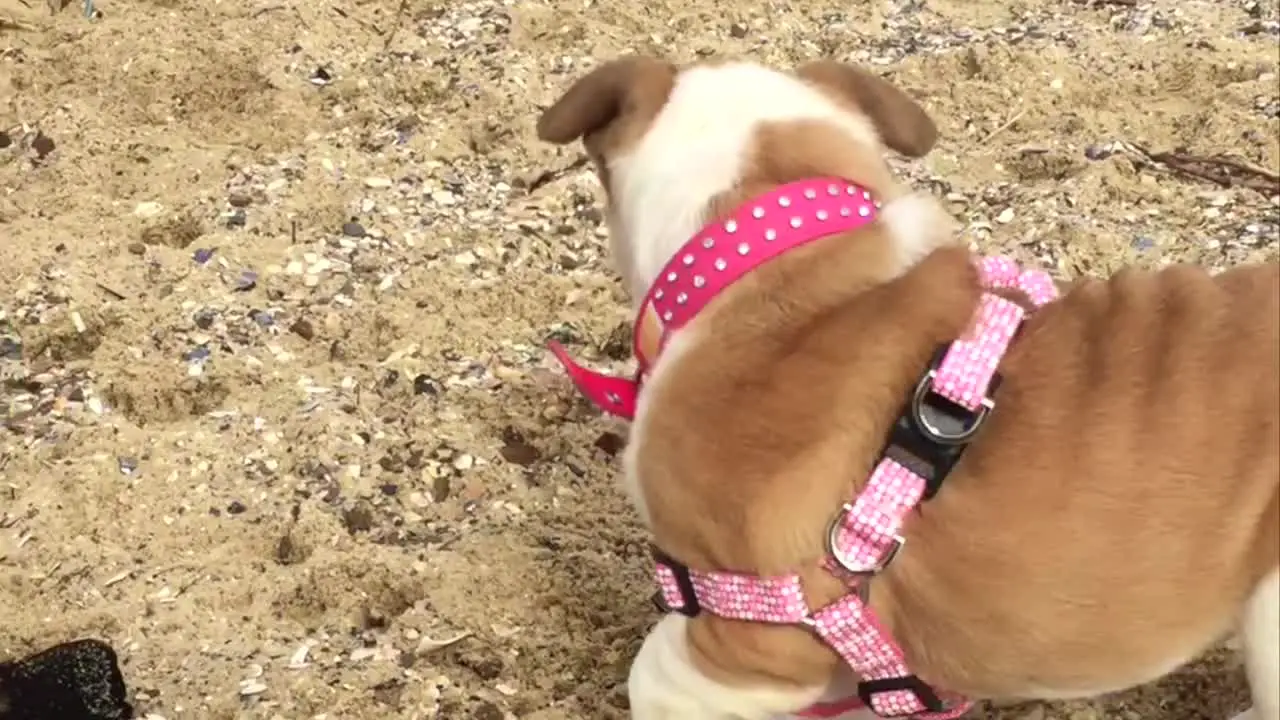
left=536, top=56, right=1280, bottom=720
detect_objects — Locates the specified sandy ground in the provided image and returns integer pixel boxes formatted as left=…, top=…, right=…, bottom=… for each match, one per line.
left=1, top=0, right=1277, bottom=718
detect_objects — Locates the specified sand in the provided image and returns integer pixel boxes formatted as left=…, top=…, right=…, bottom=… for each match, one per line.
left=1, top=0, right=1277, bottom=717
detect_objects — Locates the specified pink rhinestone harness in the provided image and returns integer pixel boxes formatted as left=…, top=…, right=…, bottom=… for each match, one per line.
left=549, top=177, right=1059, bottom=719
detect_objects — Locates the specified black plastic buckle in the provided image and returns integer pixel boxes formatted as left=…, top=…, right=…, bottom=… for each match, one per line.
left=884, top=342, right=1006, bottom=501
left=650, top=544, right=701, bottom=617
left=857, top=675, right=945, bottom=716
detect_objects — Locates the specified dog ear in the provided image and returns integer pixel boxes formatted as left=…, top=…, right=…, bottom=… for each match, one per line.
left=536, top=56, right=676, bottom=145
left=795, top=61, right=938, bottom=158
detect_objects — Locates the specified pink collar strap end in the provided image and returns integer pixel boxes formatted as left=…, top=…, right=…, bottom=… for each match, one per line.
left=547, top=341, right=639, bottom=420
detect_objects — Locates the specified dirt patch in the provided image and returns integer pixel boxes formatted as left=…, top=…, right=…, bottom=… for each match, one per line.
left=0, top=0, right=1276, bottom=717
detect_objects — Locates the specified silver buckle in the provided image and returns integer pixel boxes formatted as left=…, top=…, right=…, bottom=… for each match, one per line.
left=826, top=502, right=905, bottom=577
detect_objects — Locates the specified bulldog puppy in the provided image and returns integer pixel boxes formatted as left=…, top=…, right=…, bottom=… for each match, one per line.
left=536, top=56, right=1279, bottom=720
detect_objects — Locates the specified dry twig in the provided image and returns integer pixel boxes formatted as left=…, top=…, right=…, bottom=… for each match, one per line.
left=981, top=109, right=1027, bottom=144
left=1127, top=142, right=1280, bottom=195
left=383, top=0, right=410, bottom=51
left=524, top=156, right=590, bottom=194
left=0, top=14, right=37, bottom=30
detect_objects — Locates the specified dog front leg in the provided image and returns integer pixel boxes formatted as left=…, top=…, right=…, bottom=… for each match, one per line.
left=628, top=614, right=827, bottom=719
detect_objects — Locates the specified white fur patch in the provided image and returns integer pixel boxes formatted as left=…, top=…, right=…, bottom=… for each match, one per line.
left=1239, top=568, right=1280, bottom=720
left=628, top=614, right=826, bottom=720
left=607, top=61, right=880, bottom=300
left=877, top=192, right=953, bottom=276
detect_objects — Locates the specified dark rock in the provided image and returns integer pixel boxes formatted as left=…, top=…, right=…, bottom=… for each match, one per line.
left=328, top=340, right=346, bottom=361
left=342, top=503, right=375, bottom=534
left=593, top=432, right=625, bottom=457
left=412, top=374, right=439, bottom=396
left=233, top=270, right=257, bottom=292
left=431, top=475, right=451, bottom=502
left=193, top=309, right=217, bottom=330
left=289, top=318, right=315, bottom=341
left=601, top=322, right=632, bottom=360
left=498, top=427, right=541, bottom=466
left=30, top=132, right=55, bottom=159
left=275, top=533, right=309, bottom=565
left=0, top=336, right=23, bottom=360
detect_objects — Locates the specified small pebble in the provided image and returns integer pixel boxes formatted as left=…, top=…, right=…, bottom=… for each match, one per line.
left=30, top=132, right=55, bottom=158
left=342, top=504, right=375, bottom=534
left=289, top=318, right=315, bottom=340
left=413, top=375, right=439, bottom=396
left=234, top=270, right=258, bottom=292
left=0, top=337, right=20, bottom=360
left=133, top=201, right=164, bottom=218
left=431, top=475, right=451, bottom=502
left=364, top=177, right=393, bottom=189
left=193, top=309, right=217, bottom=329
left=1084, top=144, right=1112, bottom=161
left=239, top=680, right=267, bottom=696
left=342, top=221, right=367, bottom=238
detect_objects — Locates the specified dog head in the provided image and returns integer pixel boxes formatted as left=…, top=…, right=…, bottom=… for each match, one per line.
left=536, top=57, right=941, bottom=300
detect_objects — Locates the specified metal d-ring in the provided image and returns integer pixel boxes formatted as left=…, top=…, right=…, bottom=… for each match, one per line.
left=826, top=503, right=906, bottom=577
left=910, top=370, right=994, bottom=446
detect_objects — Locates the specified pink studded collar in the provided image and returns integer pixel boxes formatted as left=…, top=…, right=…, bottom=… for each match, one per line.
left=549, top=176, right=883, bottom=419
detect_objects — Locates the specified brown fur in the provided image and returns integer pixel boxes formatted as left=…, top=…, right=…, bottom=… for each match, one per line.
left=539, top=55, right=1280, bottom=705
left=536, top=56, right=677, bottom=195
left=650, top=232, right=1280, bottom=696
